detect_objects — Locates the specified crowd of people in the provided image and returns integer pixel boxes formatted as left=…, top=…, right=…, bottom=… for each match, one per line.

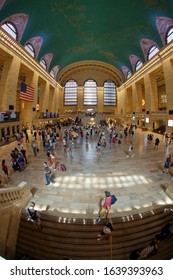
left=1, top=121, right=173, bottom=187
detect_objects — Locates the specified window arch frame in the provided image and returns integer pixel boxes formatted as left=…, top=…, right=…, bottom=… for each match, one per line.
left=1, top=21, right=18, bottom=40
left=103, top=80, right=117, bottom=106
left=83, top=79, right=97, bottom=106
left=147, top=45, right=159, bottom=60
left=40, top=58, right=47, bottom=70
left=64, top=79, right=78, bottom=106
left=166, top=26, right=173, bottom=44
left=135, top=60, right=143, bottom=71
left=24, top=43, right=35, bottom=58
left=126, top=70, right=132, bottom=79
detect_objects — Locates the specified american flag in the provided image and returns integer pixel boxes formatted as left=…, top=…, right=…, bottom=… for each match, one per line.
left=20, top=82, right=34, bottom=102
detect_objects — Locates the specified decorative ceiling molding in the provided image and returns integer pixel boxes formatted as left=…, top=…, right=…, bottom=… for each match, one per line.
left=57, top=60, right=124, bottom=87
left=24, top=36, right=43, bottom=59
left=0, top=13, right=29, bottom=42
left=140, top=39, right=159, bottom=61
left=156, top=16, right=173, bottom=45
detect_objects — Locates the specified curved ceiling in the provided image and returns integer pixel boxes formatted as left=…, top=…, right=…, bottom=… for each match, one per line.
left=1, top=0, right=173, bottom=77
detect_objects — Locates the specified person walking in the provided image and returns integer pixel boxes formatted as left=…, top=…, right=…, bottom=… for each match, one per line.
left=126, top=141, right=134, bottom=157
left=163, top=154, right=171, bottom=174
left=26, top=201, right=42, bottom=231
left=31, top=141, right=37, bottom=156
left=2, top=159, right=9, bottom=179
left=43, top=162, right=54, bottom=185
left=154, top=138, right=160, bottom=150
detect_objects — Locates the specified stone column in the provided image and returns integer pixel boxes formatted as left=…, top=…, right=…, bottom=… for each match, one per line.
left=162, top=59, right=173, bottom=134
left=144, top=74, right=158, bottom=112
left=48, top=86, right=54, bottom=113
left=0, top=56, right=20, bottom=111
left=77, top=86, right=84, bottom=112
left=39, top=80, right=49, bottom=113
left=133, top=83, right=143, bottom=113
left=97, top=86, right=103, bottom=113
left=20, top=72, right=39, bottom=127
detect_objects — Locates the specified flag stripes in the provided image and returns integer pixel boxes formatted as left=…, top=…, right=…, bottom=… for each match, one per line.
left=20, top=82, right=34, bottom=102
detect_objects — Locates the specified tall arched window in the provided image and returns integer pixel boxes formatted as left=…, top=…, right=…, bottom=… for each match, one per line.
left=24, top=43, right=35, bottom=58
left=84, top=80, right=97, bottom=105
left=166, top=27, right=173, bottom=43
left=1, top=22, right=17, bottom=40
left=64, top=80, right=78, bottom=105
left=40, top=58, right=47, bottom=70
left=147, top=45, right=159, bottom=60
left=104, top=80, right=116, bottom=106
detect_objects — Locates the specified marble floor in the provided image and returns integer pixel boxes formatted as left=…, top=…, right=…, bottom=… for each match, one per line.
left=0, top=128, right=173, bottom=219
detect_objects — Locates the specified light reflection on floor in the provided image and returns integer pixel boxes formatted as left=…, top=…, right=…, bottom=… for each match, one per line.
left=1, top=128, right=173, bottom=218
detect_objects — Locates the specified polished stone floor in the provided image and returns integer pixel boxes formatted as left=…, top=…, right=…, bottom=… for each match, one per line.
left=0, top=127, right=173, bottom=219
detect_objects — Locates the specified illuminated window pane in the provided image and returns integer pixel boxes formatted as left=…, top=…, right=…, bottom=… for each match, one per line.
left=104, top=80, right=116, bottom=105
left=50, top=69, right=55, bottom=78
left=167, top=27, right=173, bottom=43
left=84, top=80, right=97, bottom=105
left=1, top=22, right=17, bottom=40
left=64, top=80, right=77, bottom=105
left=135, top=60, right=143, bottom=71
left=148, top=46, right=159, bottom=60
left=40, top=59, right=47, bottom=70
left=127, top=70, right=132, bottom=79
left=24, top=43, right=35, bottom=57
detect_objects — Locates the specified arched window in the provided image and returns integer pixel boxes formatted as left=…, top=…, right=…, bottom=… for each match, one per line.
left=64, top=80, right=78, bottom=105
left=166, top=27, right=173, bottom=43
left=50, top=69, right=55, bottom=79
left=135, top=60, right=143, bottom=71
left=127, top=70, right=132, bottom=79
left=1, top=22, right=17, bottom=40
left=104, top=80, right=116, bottom=106
left=24, top=43, right=35, bottom=58
left=147, top=45, right=159, bottom=60
left=84, top=80, right=97, bottom=105
left=40, top=58, right=47, bottom=70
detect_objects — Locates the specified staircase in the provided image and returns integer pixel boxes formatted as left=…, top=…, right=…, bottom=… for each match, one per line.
left=15, top=205, right=173, bottom=260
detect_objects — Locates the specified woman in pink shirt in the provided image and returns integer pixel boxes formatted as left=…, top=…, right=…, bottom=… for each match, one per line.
left=96, top=191, right=112, bottom=223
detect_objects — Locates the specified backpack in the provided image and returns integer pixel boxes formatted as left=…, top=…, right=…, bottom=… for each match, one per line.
left=111, top=195, right=117, bottom=205
left=60, top=163, right=67, bottom=172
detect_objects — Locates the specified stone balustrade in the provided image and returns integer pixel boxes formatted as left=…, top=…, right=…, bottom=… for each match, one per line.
left=0, top=182, right=32, bottom=259
left=0, top=182, right=31, bottom=205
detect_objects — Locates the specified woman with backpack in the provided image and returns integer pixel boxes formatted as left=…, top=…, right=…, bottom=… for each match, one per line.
left=96, top=191, right=117, bottom=223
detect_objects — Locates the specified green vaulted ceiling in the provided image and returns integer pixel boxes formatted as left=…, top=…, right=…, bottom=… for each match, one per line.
left=1, top=0, right=173, bottom=76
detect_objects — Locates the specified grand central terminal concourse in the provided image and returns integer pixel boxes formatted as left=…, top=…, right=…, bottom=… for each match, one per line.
left=0, top=0, right=173, bottom=260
